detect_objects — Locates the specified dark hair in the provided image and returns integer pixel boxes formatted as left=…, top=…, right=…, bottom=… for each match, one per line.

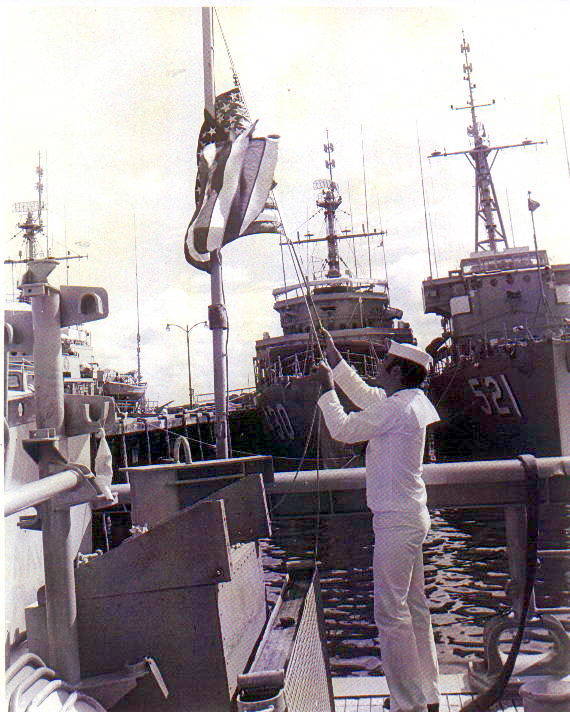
left=386, top=356, right=427, bottom=388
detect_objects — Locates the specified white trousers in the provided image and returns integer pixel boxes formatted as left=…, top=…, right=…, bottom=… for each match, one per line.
left=373, top=511, right=439, bottom=712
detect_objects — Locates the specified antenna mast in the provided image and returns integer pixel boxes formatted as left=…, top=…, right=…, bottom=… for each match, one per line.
left=430, top=35, right=545, bottom=253
left=7, top=160, right=86, bottom=271
left=319, top=132, right=342, bottom=277
left=459, top=36, right=507, bottom=252
left=15, top=157, right=45, bottom=262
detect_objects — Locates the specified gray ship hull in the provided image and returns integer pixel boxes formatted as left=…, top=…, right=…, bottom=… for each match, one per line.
left=256, top=377, right=366, bottom=471
left=429, top=339, right=570, bottom=461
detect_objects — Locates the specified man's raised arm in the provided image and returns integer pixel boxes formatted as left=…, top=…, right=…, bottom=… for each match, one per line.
left=321, top=328, right=386, bottom=409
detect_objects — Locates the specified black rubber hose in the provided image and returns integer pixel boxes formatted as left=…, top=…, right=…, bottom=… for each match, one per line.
left=459, top=454, right=540, bottom=712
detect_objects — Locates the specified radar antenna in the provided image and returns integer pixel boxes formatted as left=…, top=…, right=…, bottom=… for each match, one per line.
left=6, top=159, right=86, bottom=267
left=430, top=34, right=545, bottom=253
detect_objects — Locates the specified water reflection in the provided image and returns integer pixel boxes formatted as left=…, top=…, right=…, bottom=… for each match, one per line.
left=260, top=506, right=570, bottom=676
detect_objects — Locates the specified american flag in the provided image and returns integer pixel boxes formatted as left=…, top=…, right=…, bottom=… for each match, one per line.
left=185, top=88, right=281, bottom=273
left=194, top=89, right=249, bottom=203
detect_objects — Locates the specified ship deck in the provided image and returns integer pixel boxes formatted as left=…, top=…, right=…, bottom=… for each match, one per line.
left=333, top=674, right=523, bottom=711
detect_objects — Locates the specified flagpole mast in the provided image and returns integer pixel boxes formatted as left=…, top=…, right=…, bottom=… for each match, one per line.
left=202, top=6, right=229, bottom=458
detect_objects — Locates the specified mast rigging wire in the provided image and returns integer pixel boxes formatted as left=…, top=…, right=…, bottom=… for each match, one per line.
left=213, top=9, right=326, bottom=357
left=219, top=253, right=233, bottom=456
left=360, top=125, right=372, bottom=277
left=558, top=96, right=570, bottom=182
left=417, top=128, right=434, bottom=279
left=133, top=214, right=142, bottom=385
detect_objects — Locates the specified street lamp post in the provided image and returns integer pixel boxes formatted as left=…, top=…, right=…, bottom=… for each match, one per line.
left=166, top=321, right=207, bottom=407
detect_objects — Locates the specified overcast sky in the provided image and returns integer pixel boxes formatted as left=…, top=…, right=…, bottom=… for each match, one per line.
left=3, top=2, right=569, bottom=405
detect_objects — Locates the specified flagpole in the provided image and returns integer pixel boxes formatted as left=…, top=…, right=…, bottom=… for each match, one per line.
left=203, top=6, right=229, bottom=458
left=528, top=191, right=548, bottom=315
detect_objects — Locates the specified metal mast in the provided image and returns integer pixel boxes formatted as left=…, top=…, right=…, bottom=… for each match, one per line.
left=202, top=6, right=229, bottom=459
left=430, top=35, right=545, bottom=253
left=317, top=134, right=342, bottom=278
left=7, top=160, right=86, bottom=269
left=15, top=159, right=45, bottom=262
left=460, top=37, right=508, bottom=252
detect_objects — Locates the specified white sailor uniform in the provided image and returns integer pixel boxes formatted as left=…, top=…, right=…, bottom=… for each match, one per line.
left=318, top=358, right=440, bottom=712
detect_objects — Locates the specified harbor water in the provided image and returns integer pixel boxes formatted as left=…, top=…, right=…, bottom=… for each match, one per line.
left=261, top=506, right=570, bottom=676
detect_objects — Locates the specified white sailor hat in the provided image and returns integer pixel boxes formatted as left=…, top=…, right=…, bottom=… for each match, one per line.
left=387, top=340, right=433, bottom=370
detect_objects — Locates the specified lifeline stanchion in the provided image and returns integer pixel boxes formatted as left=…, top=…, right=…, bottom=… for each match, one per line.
left=144, top=419, right=152, bottom=464
left=193, top=420, right=205, bottom=460
left=119, top=420, right=129, bottom=483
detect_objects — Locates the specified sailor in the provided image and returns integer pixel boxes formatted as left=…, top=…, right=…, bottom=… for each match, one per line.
left=315, top=330, right=440, bottom=712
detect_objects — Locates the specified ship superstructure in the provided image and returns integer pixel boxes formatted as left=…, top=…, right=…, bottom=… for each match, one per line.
left=252, top=139, right=416, bottom=468
left=423, top=37, right=570, bottom=460
left=5, top=163, right=148, bottom=413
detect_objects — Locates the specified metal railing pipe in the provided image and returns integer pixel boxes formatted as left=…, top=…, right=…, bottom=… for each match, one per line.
left=112, top=484, right=132, bottom=504
left=4, top=469, right=83, bottom=517
left=269, top=456, right=570, bottom=494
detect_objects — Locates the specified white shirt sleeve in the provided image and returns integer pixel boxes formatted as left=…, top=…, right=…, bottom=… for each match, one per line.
left=318, top=389, right=401, bottom=444
left=331, top=358, right=386, bottom=410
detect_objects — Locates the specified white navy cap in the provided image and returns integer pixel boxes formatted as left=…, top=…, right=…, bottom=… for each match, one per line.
left=388, top=340, right=432, bottom=370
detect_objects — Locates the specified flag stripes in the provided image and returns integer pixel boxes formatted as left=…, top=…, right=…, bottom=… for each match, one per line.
left=184, top=88, right=280, bottom=272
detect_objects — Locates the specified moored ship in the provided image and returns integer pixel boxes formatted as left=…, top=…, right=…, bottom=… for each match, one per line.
left=422, top=37, right=570, bottom=461
left=252, top=142, right=417, bottom=469
left=5, top=164, right=149, bottom=416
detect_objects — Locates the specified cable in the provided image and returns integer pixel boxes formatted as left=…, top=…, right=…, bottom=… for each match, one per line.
left=313, top=408, right=322, bottom=562
left=268, top=393, right=322, bottom=515
left=219, top=253, right=233, bottom=456
left=459, top=455, right=540, bottom=712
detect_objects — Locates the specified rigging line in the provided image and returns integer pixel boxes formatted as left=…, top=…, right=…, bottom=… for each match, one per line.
left=313, top=407, right=322, bottom=563
left=271, top=195, right=323, bottom=357
left=558, top=95, right=570, bottom=182
left=269, top=396, right=321, bottom=514
left=279, top=242, right=287, bottom=290
left=376, top=196, right=388, bottom=285
left=289, top=209, right=321, bottom=236
left=41, top=151, right=50, bottom=257
left=213, top=8, right=247, bottom=114
left=171, top=426, right=348, bottom=464
left=505, top=189, right=516, bottom=247
left=417, top=127, right=433, bottom=279
left=277, top=214, right=325, bottom=358
left=286, top=238, right=325, bottom=359
left=133, top=214, right=142, bottom=385
left=360, top=125, right=372, bottom=278
left=219, top=253, right=233, bottom=456
left=347, top=178, right=358, bottom=278
left=64, top=204, right=69, bottom=285
left=426, top=160, right=440, bottom=277
left=433, top=360, right=464, bottom=409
